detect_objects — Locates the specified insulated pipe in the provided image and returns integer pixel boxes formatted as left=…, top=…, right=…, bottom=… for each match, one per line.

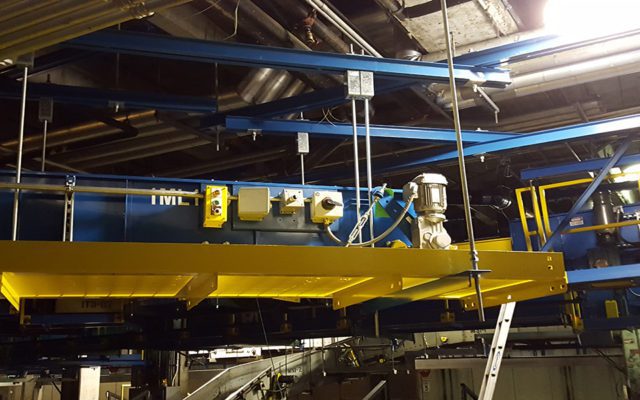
left=0, top=0, right=103, bottom=37
left=75, top=137, right=213, bottom=170
left=237, top=69, right=279, bottom=104
left=0, top=0, right=58, bottom=23
left=436, top=37, right=640, bottom=109
left=0, top=111, right=156, bottom=152
left=0, top=0, right=190, bottom=60
left=440, top=0, right=484, bottom=321
left=52, top=124, right=180, bottom=165
left=255, top=72, right=293, bottom=104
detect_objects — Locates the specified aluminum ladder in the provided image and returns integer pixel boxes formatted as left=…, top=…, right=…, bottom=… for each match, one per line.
left=477, top=302, right=516, bottom=400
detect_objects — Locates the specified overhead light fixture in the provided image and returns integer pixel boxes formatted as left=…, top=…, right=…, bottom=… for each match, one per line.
left=544, top=0, right=640, bottom=40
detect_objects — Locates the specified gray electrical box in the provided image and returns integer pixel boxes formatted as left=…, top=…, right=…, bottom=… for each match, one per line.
left=297, top=132, right=309, bottom=155
left=345, top=70, right=375, bottom=100
left=38, top=98, right=53, bottom=123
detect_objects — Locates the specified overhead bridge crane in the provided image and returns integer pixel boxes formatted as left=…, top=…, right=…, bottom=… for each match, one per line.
left=0, top=171, right=566, bottom=313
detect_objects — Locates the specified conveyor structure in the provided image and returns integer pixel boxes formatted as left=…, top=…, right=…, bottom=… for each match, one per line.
left=0, top=171, right=566, bottom=312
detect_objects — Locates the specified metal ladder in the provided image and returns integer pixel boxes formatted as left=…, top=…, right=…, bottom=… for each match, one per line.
left=477, top=302, right=516, bottom=400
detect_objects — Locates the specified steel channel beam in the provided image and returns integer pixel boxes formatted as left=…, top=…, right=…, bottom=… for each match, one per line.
left=197, top=30, right=586, bottom=124
left=65, top=31, right=511, bottom=88
left=567, top=263, right=640, bottom=286
left=201, top=79, right=410, bottom=127
left=520, top=154, right=640, bottom=180
left=387, top=114, right=640, bottom=171
left=225, top=116, right=517, bottom=143
left=0, top=81, right=217, bottom=113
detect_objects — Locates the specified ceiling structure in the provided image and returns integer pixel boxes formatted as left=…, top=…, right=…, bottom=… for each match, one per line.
left=0, top=0, right=638, bottom=218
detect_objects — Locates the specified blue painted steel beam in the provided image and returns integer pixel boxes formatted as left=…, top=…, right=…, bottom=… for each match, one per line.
left=225, top=116, right=517, bottom=143
left=541, top=135, right=633, bottom=252
left=387, top=114, right=640, bottom=171
left=520, top=154, right=640, bottom=180
left=201, top=79, right=411, bottom=127
left=199, top=30, right=586, bottom=124
left=66, top=30, right=511, bottom=88
left=0, top=81, right=217, bottom=113
left=567, top=263, right=640, bottom=286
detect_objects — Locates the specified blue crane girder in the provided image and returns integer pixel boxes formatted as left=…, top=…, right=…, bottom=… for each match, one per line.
left=0, top=81, right=217, bottom=113
left=65, top=30, right=511, bottom=88
left=225, top=116, right=517, bottom=143
left=385, top=113, right=640, bottom=171
left=520, top=154, right=640, bottom=180
left=567, top=263, right=640, bottom=286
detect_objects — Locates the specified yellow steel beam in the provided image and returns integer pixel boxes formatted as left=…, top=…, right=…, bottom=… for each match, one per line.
left=455, top=237, right=512, bottom=251
left=333, top=276, right=403, bottom=309
left=177, top=273, right=218, bottom=310
left=564, top=219, right=640, bottom=234
left=0, top=241, right=562, bottom=277
left=0, top=241, right=566, bottom=310
left=0, top=273, right=20, bottom=310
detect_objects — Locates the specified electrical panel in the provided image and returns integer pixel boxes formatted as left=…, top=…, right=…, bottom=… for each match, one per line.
left=310, top=191, right=344, bottom=224
left=203, top=185, right=228, bottom=228
left=345, top=70, right=375, bottom=100
left=238, top=187, right=271, bottom=221
left=280, top=189, right=305, bottom=214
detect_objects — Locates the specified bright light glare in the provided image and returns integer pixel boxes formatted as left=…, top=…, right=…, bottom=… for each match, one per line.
left=613, top=164, right=640, bottom=183
left=544, top=0, right=640, bottom=39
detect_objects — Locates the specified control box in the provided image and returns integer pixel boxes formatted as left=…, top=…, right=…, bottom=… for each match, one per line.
left=310, top=191, right=344, bottom=224
left=203, top=185, right=228, bottom=228
left=238, top=187, right=271, bottom=221
left=280, top=189, right=305, bottom=214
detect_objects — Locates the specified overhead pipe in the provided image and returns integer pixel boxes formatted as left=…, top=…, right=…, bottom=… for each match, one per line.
left=437, top=48, right=640, bottom=109
left=0, top=0, right=191, bottom=61
left=304, top=0, right=383, bottom=57
left=159, top=147, right=290, bottom=178
left=0, top=0, right=103, bottom=37
left=52, top=124, right=181, bottom=165
left=74, top=135, right=211, bottom=170
left=284, top=1, right=350, bottom=53
left=434, top=31, right=640, bottom=109
left=254, top=72, right=294, bottom=104
left=0, top=0, right=58, bottom=23
left=206, top=0, right=311, bottom=111
left=0, top=110, right=156, bottom=153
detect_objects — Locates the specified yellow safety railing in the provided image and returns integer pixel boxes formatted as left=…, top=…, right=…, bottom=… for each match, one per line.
left=517, top=173, right=640, bottom=251
left=515, top=186, right=546, bottom=251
